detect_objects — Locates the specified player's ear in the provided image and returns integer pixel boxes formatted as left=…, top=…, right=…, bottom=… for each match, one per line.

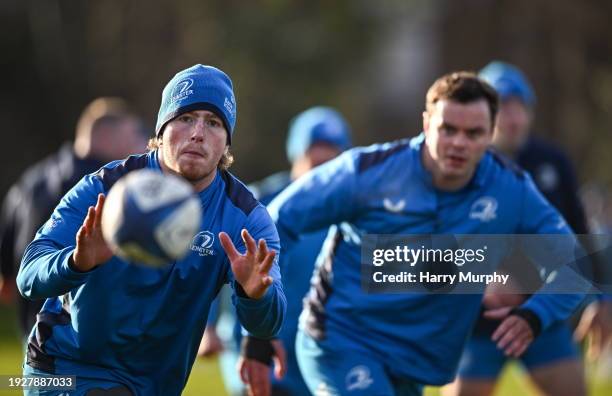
left=422, top=111, right=430, bottom=133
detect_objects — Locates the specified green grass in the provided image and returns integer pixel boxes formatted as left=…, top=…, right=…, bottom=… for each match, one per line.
left=0, top=304, right=610, bottom=395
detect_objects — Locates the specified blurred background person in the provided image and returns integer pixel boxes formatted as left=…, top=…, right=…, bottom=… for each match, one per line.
left=200, top=106, right=352, bottom=396
left=446, top=61, right=588, bottom=396
left=0, top=97, right=147, bottom=340
left=576, top=183, right=612, bottom=381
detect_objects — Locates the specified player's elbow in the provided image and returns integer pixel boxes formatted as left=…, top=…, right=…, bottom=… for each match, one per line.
left=16, top=263, right=35, bottom=300
left=16, top=244, right=47, bottom=300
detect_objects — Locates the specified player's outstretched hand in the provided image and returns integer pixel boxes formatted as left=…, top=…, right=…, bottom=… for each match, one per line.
left=237, top=339, right=286, bottom=396
left=198, top=325, right=224, bottom=358
left=485, top=306, right=534, bottom=358
left=219, top=229, right=276, bottom=300
left=574, top=300, right=612, bottom=361
left=72, top=194, right=113, bottom=272
left=239, top=358, right=270, bottom=396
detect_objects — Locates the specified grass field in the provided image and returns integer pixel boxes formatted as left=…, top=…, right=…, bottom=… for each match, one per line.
left=0, top=304, right=610, bottom=396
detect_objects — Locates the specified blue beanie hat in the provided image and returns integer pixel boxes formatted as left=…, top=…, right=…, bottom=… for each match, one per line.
left=156, top=64, right=237, bottom=144
left=479, top=61, right=536, bottom=106
left=286, top=107, right=352, bottom=163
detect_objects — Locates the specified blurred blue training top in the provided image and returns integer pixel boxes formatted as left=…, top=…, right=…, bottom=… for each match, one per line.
left=17, top=150, right=286, bottom=396
left=267, top=133, right=586, bottom=385
left=250, top=171, right=328, bottom=345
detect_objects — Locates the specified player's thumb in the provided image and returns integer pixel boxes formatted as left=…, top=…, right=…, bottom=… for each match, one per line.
left=574, top=315, right=591, bottom=342
left=574, top=303, right=599, bottom=343
left=483, top=306, right=512, bottom=320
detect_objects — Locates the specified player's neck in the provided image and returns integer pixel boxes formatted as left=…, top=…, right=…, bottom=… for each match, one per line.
left=422, top=148, right=473, bottom=191
left=432, top=172, right=473, bottom=191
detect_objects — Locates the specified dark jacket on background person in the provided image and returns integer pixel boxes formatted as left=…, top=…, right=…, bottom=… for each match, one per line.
left=0, top=143, right=106, bottom=336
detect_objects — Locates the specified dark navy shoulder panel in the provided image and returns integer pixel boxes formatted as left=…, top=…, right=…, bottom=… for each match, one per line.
left=93, top=154, right=149, bottom=191
left=357, top=139, right=411, bottom=174
left=221, top=171, right=259, bottom=216
left=488, top=148, right=526, bottom=179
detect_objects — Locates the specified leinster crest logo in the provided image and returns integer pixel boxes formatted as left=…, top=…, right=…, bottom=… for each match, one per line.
left=190, top=231, right=215, bottom=256
left=469, top=196, right=498, bottom=222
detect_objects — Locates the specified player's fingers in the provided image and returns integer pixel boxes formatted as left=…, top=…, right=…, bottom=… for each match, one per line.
left=219, top=232, right=240, bottom=262
left=496, top=322, right=520, bottom=350
left=574, top=316, right=591, bottom=342
left=247, top=372, right=262, bottom=396
left=272, top=355, right=285, bottom=380
left=591, top=327, right=602, bottom=360
left=259, top=251, right=276, bottom=275
left=237, top=357, right=249, bottom=384
left=256, top=239, right=268, bottom=263
left=247, top=363, right=269, bottom=396
left=261, top=275, right=273, bottom=289
left=508, top=337, right=531, bottom=358
left=94, top=194, right=105, bottom=229
left=504, top=332, right=531, bottom=357
left=76, top=226, right=86, bottom=243
left=492, top=315, right=515, bottom=342
left=83, top=207, right=96, bottom=235
left=272, top=341, right=287, bottom=379
left=242, top=229, right=257, bottom=256
left=483, top=306, right=512, bottom=320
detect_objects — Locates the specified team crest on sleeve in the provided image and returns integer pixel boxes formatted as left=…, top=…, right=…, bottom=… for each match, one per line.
left=469, top=196, right=498, bottom=222
left=190, top=231, right=216, bottom=256
left=43, top=215, right=63, bottom=231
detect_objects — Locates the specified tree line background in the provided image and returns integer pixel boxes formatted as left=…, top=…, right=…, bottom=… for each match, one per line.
left=1, top=0, right=611, bottom=214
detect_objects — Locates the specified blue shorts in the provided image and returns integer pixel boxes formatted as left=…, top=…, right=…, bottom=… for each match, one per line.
left=458, top=321, right=580, bottom=379
left=22, top=364, right=131, bottom=396
left=295, top=329, right=423, bottom=396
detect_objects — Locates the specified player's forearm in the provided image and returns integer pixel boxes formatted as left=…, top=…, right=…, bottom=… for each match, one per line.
left=234, top=279, right=286, bottom=339
left=17, top=238, right=92, bottom=300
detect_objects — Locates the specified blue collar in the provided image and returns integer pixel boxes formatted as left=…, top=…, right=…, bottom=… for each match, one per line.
left=198, top=170, right=220, bottom=201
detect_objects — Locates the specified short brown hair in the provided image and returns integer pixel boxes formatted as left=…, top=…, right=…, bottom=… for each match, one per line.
left=76, top=97, right=135, bottom=138
left=426, top=72, right=499, bottom=126
left=146, top=137, right=234, bottom=171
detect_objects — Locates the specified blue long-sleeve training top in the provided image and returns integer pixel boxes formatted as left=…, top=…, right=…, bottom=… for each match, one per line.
left=17, top=150, right=286, bottom=396
left=267, top=133, right=585, bottom=385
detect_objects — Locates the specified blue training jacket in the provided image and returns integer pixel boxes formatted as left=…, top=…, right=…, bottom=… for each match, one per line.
left=17, top=150, right=286, bottom=396
left=267, top=133, right=586, bottom=385
left=251, top=171, right=328, bottom=347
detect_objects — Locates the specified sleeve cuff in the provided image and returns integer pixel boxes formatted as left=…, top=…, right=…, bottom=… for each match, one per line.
left=240, top=336, right=275, bottom=365
left=59, top=249, right=97, bottom=282
left=233, top=281, right=275, bottom=308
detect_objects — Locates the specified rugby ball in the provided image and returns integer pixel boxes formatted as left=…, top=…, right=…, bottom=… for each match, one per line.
left=101, top=169, right=202, bottom=267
